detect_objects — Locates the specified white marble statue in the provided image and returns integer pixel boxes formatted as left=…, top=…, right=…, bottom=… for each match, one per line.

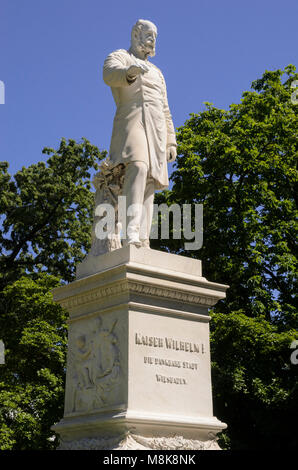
left=102, top=19, right=177, bottom=248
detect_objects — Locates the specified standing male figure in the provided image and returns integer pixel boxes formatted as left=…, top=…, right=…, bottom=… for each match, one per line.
left=103, top=19, right=177, bottom=248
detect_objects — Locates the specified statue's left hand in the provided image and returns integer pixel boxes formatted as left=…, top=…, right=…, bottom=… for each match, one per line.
left=167, top=146, right=177, bottom=162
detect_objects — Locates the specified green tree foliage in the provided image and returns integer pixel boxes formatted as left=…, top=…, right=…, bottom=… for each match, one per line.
left=0, top=275, right=67, bottom=450
left=0, top=139, right=105, bottom=449
left=0, top=138, right=104, bottom=285
left=153, top=65, right=298, bottom=449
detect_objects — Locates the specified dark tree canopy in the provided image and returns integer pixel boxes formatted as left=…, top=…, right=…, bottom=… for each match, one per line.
left=0, top=139, right=105, bottom=449
left=0, top=275, right=67, bottom=450
left=0, top=138, right=105, bottom=285
left=153, top=65, right=298, bottom=449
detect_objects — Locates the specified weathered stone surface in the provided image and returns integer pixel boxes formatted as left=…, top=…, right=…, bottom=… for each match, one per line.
left=58, top=432, right=221, bottom=450
left=51, top=246, right=228, bottom=449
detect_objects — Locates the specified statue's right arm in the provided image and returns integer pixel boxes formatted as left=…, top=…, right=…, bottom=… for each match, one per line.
left=103, top=50, right=131, bottom=88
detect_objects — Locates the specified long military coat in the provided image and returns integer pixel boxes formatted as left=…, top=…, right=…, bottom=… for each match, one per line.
left=103, top=49, right=176, bottom=190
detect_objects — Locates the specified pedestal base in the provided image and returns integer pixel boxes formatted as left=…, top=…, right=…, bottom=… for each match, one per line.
left=58, top=432, right=220, bottom=450
left=51, top=246, right=228, bottom=450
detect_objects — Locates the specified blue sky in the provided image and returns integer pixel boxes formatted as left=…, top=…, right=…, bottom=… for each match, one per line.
left=1, top=0, right=297, bottom=176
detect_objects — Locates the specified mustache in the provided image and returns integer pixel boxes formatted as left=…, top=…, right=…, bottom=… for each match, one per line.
left=133, top=38, right=156, bottom=57
left=140, top=40, right=155, bottom=51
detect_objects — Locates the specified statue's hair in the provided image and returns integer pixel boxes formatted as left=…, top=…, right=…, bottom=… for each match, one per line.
left=131, top=19, right=157, bottom=42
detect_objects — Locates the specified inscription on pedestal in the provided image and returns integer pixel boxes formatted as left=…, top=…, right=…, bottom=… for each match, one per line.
left=135, top=333, right=206, bottom=354
left=134, top=332, right=206, bottom=386
left=130, top=312, right=213, bottom=417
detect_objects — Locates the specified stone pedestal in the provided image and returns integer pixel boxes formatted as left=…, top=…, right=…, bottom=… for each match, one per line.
left=51, top=246, right=228, bottom=450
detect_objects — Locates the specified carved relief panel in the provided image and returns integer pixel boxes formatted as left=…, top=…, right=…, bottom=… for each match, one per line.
left=64, top=313, right=126, bottom=415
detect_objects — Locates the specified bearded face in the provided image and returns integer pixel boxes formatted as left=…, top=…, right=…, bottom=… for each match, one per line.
left=134, top=24, right=157, bottom=58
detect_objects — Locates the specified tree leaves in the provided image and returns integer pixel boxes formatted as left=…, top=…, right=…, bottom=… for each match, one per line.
left=0, top=138, right=106, bottom=283
left=0, top=274, right=68, bottom=449
left=153, top=65, right=298, bottom=449
left=0, top=138, right=105, bottom=449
